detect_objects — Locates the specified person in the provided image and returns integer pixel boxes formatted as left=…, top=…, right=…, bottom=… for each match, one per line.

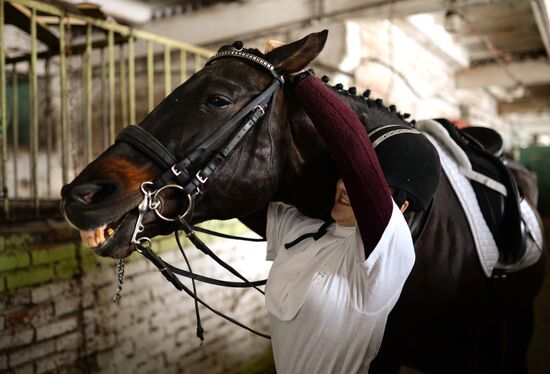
left=242, top=68, right=440, bottom=373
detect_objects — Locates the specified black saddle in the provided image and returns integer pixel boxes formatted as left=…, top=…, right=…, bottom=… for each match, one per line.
left=461, top=126, right=504, bottom=157
left=436, top=119, right=527, bottom=266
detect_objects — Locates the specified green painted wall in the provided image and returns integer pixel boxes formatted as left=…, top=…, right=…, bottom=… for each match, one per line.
left=520, top=147, right=550, bottom=215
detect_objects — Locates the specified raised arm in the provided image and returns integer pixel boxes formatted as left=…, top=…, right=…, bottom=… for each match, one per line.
left=292, top=72, right=393, bottom=256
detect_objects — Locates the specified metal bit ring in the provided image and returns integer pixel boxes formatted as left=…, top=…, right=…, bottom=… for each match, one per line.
left=152, top=185, right=194, bottom=222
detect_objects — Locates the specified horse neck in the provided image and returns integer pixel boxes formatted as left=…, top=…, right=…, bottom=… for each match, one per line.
left=275, top=86, right=412, bottom=220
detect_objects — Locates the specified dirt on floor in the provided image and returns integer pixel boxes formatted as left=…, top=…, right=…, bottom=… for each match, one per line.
left=528, top=215, right=550, bottom=374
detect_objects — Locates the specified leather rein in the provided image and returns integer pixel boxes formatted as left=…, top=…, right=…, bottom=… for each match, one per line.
left=113, top=49, right=284, bottom=341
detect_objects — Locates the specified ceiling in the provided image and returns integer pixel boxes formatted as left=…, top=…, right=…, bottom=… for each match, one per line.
left=9, top=0, right=550, bottom=115
left=128, top=0, right=550, bottom=115
left=453, top=0, right=547, bottom=63
left=445, top=0, right=550, bottom=115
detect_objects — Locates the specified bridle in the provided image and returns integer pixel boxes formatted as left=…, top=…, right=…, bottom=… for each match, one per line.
left=112, top=48, right=284, bottom=341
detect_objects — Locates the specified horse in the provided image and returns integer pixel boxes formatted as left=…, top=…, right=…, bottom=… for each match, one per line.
left=60, top=30, right=546, bottom=373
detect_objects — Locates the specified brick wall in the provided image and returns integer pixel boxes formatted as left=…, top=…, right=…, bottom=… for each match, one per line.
left=0, top=220, right=271, bottom=373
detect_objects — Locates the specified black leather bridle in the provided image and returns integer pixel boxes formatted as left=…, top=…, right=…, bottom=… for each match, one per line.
left=113, top=48, right=284, bottom=341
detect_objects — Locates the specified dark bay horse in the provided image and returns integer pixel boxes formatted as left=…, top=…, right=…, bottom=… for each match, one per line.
left=60, top=30, right=546, bottom=373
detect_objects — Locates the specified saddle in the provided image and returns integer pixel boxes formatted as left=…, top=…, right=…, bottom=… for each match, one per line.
left=435, top=119, right=527, bottom=265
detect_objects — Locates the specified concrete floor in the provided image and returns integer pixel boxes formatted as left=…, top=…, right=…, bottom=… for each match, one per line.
left=527, top=215, right=550, bottom=374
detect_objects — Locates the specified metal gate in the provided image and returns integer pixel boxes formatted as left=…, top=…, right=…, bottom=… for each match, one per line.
left=0, top=0, right=212, bottom=220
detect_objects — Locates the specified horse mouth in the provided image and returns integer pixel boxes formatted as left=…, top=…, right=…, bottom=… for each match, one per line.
left=79, top=215, right=125, bottom=248
left=77, top=212, right=137, bottom=258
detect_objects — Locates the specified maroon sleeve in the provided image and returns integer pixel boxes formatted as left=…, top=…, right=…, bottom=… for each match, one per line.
left=293, top=74, right=393, bottom=255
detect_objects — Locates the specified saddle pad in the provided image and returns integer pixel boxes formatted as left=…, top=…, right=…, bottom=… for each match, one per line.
left=417, top=119, right=543, bottom=276
left=497, top=199, right=543, bottom=272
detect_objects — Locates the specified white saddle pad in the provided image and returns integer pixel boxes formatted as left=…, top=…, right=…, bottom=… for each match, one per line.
left=416, top=119, right=543, bottom=277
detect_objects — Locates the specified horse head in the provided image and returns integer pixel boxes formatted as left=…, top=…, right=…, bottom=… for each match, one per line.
left=60, top=31, right=329, bottom=258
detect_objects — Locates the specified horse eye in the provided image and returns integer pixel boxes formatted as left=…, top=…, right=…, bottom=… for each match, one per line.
left=206, top=96, right=231, bottom=109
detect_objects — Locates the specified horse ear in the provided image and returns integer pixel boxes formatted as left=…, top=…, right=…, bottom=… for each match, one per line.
left=266, top=30, right=328, bottom=74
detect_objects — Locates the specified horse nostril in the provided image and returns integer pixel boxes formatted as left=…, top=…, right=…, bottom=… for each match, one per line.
left=71, top=183, right=104, bottom=205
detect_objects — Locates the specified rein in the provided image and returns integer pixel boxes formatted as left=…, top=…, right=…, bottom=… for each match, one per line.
left=113, top=48, right=284, bottom=342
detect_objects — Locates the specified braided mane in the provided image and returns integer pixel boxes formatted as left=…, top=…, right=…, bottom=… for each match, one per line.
left=319, top=75, right=416, bottom=131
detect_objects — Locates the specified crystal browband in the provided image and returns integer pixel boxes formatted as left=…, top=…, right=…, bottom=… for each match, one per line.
left=206, top=50, right=283, bottom=82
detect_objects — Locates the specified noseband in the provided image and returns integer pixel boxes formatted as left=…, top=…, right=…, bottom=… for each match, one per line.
left=113, top=49, right=284, bottom=341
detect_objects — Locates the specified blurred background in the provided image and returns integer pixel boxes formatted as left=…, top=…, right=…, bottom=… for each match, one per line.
left=0, top=0, right=549, bottom=373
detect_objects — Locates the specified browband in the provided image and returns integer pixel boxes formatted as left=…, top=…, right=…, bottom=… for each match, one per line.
left=206, top=50, right=284, bottom=83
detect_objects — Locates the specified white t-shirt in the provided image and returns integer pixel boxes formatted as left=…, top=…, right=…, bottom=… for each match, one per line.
left=265, top=201, right=415, bottom=374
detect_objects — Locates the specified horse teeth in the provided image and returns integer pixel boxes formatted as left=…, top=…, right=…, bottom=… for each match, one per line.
left=107, top=228, right=115, bottom=237
left=80, top=225, right=107, bottom=248
left=96, top=228, right=105, bottom=243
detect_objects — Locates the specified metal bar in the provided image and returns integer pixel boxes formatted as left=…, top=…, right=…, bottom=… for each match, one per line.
left=10, top=1, right=213, bottom=58
left=128, top=34, right=135, bottom=124
left=147, top=40, right=154, bottom=112
left=0, top=0, right=8, bottom=216
left=80, top=54, right=85, bottom=168
left=7, top=34, right=129, bottom=64
left=45, top=58, right=52, bottom=198
left=180, top=49, right=187, bottom=84
left=194, top=53, right=203, bottom=75
left=30, top=7, right=39, bottom=213
left=119, top=44, right=128, bottom=127
left=100, top=47, right=108, bottom=149
left=164, top=45, right=171, bottom=97
left=85, top=22, right=92, bottom=163
left=11, top=64, right=18, bottom=198
left=131, top=30, right=212, bottom=58
left=27, top=65, right=31, bottom=199
left=6, top=32, right=210, bottom=65
left=108, top=29, right=115, bottom=144
left=59, top=15, right=68, bottom=185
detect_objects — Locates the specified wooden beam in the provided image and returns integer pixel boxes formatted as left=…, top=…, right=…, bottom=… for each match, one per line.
left=454, top=25, right=540, bottom=46
left=463, top=2, right=532, bottom=21
left=466, top=36, right=545, bottom=56
left=498, top=96, right=550, bottom=114
left=456, top=60, right=550, bottom=88
left=5, top=2, right=59, bottom=49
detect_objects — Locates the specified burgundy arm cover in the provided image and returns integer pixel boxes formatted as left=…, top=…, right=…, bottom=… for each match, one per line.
left=293, top=75, right=393, bottom=255
left=240, top=74, right=393, bottom=255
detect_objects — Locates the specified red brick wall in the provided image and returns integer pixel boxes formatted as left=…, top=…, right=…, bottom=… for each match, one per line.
left=0, top=220, right=271, bottom=373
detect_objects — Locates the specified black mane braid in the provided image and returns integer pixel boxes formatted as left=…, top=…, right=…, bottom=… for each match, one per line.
left=321, top=75, right=415, bottom=131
